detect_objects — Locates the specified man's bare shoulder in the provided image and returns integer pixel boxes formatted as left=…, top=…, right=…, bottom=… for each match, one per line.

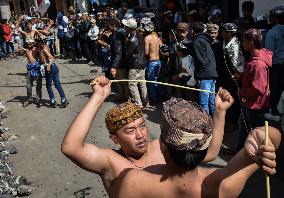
left=144, top=34, right=151, bottom=42
left=149, top=139, right=160, bottom=147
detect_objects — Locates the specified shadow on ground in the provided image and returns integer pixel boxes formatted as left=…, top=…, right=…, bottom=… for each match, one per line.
left=7, top=72, right=26, bottom=76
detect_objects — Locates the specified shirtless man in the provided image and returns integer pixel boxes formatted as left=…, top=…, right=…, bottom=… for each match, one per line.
left=22, top=38, right=43, bottom=107
left=144, top=22, right=163, bottom=105
left=117, top=123, right=280, bottom=198
left=62, top=76, right=234, bottom=196
left=16, top=16, right=38, bottom=45
left=36, top=38, right=69, bottom=108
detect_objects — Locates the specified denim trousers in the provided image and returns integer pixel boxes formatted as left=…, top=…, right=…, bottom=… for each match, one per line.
left=26, top=71, right=42, bottom=101
left=47, top=39, right=55, bottom=55
left=101, top=48, right=112, bottom=72
left=236, top=106, right=266, bottom=151
left=146, top=60, right=161, bottom=104
left=45, top=64, right=66, bottom=101
left=5, top=42, right=14, bottom=55
left=0, top=41, right=7, bottom=56
left=199, top=79, right=216, bottom=115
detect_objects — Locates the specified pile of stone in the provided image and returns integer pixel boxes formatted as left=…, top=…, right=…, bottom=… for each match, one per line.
left=0, top=101, right=33, bottom=197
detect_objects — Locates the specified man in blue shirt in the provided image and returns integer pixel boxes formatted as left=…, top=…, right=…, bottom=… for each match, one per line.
left=56, top=10, right=68, bottom=58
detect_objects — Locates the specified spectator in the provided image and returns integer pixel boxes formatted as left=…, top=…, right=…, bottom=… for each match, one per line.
left=0, top=19, right=7, bottom=59
left=108, top=20, right=129, bottom=101
left=87, top=18, right=99, bottom=65
left=237, top=1, right=255, bottom=31
left=56, top=10, right=68, bottom=58
left=2, top=19, right=14, bottom=57
left=78, top=14, right=91, bottom=63
left=234, top=28, right=272, bottom=151
left=192, top=22, right=218, bottom=116
left=207, top=23, right=225, bottom=89
left=264, top=6, right=284, bottom=122
left=122, top=18, right=148, bottom=108
left=175, top=42, right=196, bottom=101
left=222, top=23, right=244, bottom=130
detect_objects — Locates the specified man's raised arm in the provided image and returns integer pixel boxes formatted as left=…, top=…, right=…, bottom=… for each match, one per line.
left=203, top=88, right=234, bottom=162
left=61, top=76, right=112, bottom=174
left=203, top=126, right=281, bottom=198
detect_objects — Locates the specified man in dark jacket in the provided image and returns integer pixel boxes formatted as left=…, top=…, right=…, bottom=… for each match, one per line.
left=122, top=18, right=148, bottom=107
left=192, top=22, right=218, bottom=116
left=108, top=21, right=129, bottom=101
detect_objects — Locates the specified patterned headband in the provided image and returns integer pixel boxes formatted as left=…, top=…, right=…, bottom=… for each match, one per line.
left=160, top=98, right=213, bottom=151
left=105, top=102, right=143, bottom=134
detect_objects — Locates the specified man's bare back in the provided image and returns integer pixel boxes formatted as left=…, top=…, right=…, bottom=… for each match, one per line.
left=145, top=33, right=162, bottom=60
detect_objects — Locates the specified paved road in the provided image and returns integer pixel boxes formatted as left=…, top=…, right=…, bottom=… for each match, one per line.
left=0, top=57, right=283, bottom=198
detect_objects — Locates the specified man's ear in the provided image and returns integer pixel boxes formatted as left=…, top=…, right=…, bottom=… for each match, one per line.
left=110, top=134, right=120, bottom=145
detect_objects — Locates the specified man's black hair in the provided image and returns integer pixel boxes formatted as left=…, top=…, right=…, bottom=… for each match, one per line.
left=168, top=146, right=207, bottom=170
left=192, top=22, right=206, bottom=34
left=25, top=20, right=32, bottom=26
left=242, top=1, right=254, bottom=13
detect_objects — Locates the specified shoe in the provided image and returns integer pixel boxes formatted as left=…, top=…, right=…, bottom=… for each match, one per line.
left=50, top=100, right=57, bottom=108
left=23, top=100, right=32, bottom=107
left=36, top=100, right=43, bottom=108
left=264, top=113, right=281, bottom=122
left=87, top=61, right=94, bottom=66
left=60, top=99, right=69, bottom=108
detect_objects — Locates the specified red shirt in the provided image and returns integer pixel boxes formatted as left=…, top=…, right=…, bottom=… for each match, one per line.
left=3, top=24, right=12, bottom=42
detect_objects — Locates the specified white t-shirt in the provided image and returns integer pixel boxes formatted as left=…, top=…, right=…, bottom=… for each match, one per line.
left=88, top=26, right=99, bottom=41
left=179, top=55, right=196, bottom=86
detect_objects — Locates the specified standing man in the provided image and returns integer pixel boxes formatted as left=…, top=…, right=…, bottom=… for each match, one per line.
left=265, top=6, right=284, bottom=122
left=0, top=19, right=7, bottom=59
left=122, top=18, right=148, bottom=108
left=144, top=22, right=162, bottom=105
left=222, top=23, right=245, bottom=130
left=22, top=38, right=43, bottom=108
left=36, top=37, right=69, bottom=108
left=108, top=21, right=129, bottom=101
left=56, top=10, right=68, bottom=58
left=192, top=22, right=218, bottom=116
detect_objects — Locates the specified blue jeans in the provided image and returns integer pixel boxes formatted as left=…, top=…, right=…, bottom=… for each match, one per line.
left=146, top=60, right=161, bottom=104
left=47, top=39, right=55, bottom=55
left=101, top=47, right=112, bottom=74
left=5, top=42, right=14, bottom=55
left=45, top=64, right=66, bottom=101
left=199, top=80, right=216, bottom=115
left=0, top=41, right=7, bottom=57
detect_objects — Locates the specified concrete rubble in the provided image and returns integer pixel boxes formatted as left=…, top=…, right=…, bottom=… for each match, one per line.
left=0, top=101, right=33, bottom=197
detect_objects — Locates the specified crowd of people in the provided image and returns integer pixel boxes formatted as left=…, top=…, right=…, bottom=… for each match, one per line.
left=0, top=1, right=283, bottom=146
left=0, top=0, right=283, bottom=197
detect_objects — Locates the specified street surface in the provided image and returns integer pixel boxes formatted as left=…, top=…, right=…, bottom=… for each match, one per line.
left=0, top=57, right=283, bottom=198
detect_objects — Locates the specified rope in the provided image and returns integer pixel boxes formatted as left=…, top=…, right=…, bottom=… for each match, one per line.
left=90, top=79, right=217, bottom=94
left=223, top=55, right=249, bottom=134
left=264, top=121, right=271, bottom=198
